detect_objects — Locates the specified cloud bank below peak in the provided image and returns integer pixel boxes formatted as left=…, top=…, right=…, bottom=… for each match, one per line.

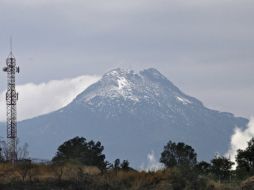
left=226, top=117, right=254, bottom=164
left=0, top=75, right=100, bottom=122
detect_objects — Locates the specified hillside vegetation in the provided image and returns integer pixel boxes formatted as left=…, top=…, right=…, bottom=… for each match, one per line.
left=0, top=136, right=254, bottom=190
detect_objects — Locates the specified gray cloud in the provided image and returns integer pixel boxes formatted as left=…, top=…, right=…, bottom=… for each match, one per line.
left=0, top=0, right=253, bottom=117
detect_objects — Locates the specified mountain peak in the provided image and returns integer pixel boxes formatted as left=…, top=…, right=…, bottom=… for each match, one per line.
left=73, top=68, right=203, bottom=113
left=103, top=67, right=166, bottom=81
left=141, top=68, right=167, bottom=80
left=102, top=67, right=169, bottom=86
left=103, top=68, right=133, bottom=78
left=100, top=68, right=135, bottom=90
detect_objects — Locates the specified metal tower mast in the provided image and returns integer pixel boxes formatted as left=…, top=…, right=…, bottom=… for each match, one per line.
left=3, top=46, right=20, bottom=164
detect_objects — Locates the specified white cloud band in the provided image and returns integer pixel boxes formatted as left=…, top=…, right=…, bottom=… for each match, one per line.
left=226, top=117, right=254, bottom=164
left=0, top=75, right=100, bottom=121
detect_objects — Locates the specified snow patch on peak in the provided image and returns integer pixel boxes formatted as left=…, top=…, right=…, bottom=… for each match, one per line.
left=104, top=68, right=132, bottom=78
left=110, top=70, right=119, bottom=76
left=176, top=96, right=192, bottom=105
left=74, top=68, right=201, bottom=110
left=117, top=77, right=129, bottom=90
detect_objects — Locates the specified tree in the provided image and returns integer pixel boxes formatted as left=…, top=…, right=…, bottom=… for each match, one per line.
left=160, top=141, right=197, bottom=168
left=195, top=161, right=211, bottom=175
left=52, top=136, right=107, bottom=171
left=211, top=156, right=234, bottom=181
left=121, top=160, right=130, bottom=171
left=113, top=159, right=120, bottom=169
left=0, top=139, right=29, bottom=161
left=0, top=140, right=9, bottom=161
left=0, top=147, right=4, bottom=162
left=236, top=138, right=254, bottom=177
left=112, top=159, right=131, bottom=173
left=17, top=142, right=29, bottom=160
left=113, top=158, right=120, bottom=175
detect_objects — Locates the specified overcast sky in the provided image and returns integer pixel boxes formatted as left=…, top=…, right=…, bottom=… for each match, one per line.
left=0, top=0, right=253, bottom=118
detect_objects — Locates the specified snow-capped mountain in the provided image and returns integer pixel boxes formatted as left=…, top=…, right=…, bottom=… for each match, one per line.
left=74, top=68, right=203, bottom=119
left=14, top=68, right=248, bottom=167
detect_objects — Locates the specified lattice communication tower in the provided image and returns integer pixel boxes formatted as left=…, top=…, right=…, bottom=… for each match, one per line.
left=3, top=48, right=20, bottom=164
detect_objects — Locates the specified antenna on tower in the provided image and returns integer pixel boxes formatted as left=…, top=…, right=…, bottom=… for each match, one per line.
left=10, top=37, right=12, bottom=53
left=9, top=37, right=14, bottom=58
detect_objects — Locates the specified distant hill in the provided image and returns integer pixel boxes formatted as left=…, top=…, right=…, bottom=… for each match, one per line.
left=2, top=68, right=247, bottom=167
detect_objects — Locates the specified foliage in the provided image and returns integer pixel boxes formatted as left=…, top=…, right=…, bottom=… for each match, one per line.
left=195, top=161, right=212, bottom=175
left=120, top=160, right=130, bottom=171
left=52, top=136, right=107, bottom=171
left=113, top=159, right=130, bottom=171
left=0, top=147, right=4, bottom=162
left=0, top=140, right=9, bottom=161
left=211, top=156, right=234, bottom=181
left=169, top=167, right=212, bottom=190
left=113, top=158, right=120, bottom=169
left=236, top=138, right=254, bottom=177
left=0, top=137, right=251, bottom=189
left=160, top=141, right=197, bottom=168
left=0, top=140, right=29, bottom=162
left=0, top=160, right=244, bottom=190
left=241, top=176, right=254, bottom=190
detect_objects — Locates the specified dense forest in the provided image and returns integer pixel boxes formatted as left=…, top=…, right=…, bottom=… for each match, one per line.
left=0, top=136, right=254, bottom=190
